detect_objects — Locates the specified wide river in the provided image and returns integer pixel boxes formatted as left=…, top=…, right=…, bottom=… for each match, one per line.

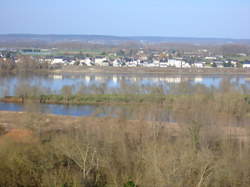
left=0, top=72, right=250, bottom=118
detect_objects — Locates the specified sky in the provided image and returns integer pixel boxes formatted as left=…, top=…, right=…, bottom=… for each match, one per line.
left=1, top=0, right=250, bottom=39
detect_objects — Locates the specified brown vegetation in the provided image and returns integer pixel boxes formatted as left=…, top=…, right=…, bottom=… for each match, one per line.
left=0, top=55, right=49, bottom=72
left=0, top=80, right=250, bottom=186
left=0, top=91, right=250, bottom=186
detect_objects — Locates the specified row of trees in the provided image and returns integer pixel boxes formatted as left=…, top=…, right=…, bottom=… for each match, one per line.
left=0, top=55, right=50, bottom=72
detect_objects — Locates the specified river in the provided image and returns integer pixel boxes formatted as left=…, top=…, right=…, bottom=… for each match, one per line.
left=0, top=72, right=250, bottom=117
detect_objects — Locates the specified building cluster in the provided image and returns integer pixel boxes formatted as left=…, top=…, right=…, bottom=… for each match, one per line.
left=1, top=48, right=250, bottom=68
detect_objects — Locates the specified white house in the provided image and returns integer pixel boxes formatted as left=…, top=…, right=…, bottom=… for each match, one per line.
left=112, top=59, right=122, bottom=67
left=69, top=60, right=76, bottom=65
left=152, top=60, right=160, bottom=67
left=141, top=62, right=150, bottom=67
left=51, top=58, right=64, bottom=65
left=159, top=61, right=168, bottom=68
left=193, top=62, right=204, bottom=68
left=102, top=61, right=110, bottom=66
left=231, top=61, right=238, bottom=68
left=143, top=63, right=153, bottom=67
left=43, top=58, right=53, bottom=64
left=214, top=61, right=224, bottom=68
left=168, top=59, right=187, bottom=68
left=127, top=60, right=138, bottom=67
left=243, top=62, right=250, bottom=68
left=182, top=63, right=191, bottom=68
left=95, top=57, right=107, bottom=66
left=145, top=62, right=159, bottom=67
left=82, top=58, right=93, bottom=66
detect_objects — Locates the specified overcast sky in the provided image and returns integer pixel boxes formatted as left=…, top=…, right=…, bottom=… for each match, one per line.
left=1, top=0, right=250, bottom=39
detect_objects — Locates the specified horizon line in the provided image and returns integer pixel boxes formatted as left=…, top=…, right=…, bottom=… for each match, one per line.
left=1, top=33, right=250, bottom=40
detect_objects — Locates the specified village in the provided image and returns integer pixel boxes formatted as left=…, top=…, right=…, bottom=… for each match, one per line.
left=1, top=47, right=250, bottom=69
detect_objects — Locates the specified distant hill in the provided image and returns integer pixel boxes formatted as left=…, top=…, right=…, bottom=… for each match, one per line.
left=0, top=34, right=250, bottom=46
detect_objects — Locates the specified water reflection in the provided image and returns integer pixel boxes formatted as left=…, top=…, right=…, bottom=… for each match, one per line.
left=1, top=73, right=250, bottom=96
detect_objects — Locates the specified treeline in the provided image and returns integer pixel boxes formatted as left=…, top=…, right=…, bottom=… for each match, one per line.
left=0, top=56, right=49, bottom=72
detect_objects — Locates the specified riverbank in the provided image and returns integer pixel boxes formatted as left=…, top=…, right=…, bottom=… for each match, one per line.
left=53, top=66, right=250, bottom=75
left=0, top=94, right=171, bottom=105
left=2, top=93, right=250, bottom=107
left=2, top=66, right=250, bottom=75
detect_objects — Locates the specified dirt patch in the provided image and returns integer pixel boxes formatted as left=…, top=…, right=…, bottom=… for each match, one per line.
left=0, top=128, right=36, bottom=144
